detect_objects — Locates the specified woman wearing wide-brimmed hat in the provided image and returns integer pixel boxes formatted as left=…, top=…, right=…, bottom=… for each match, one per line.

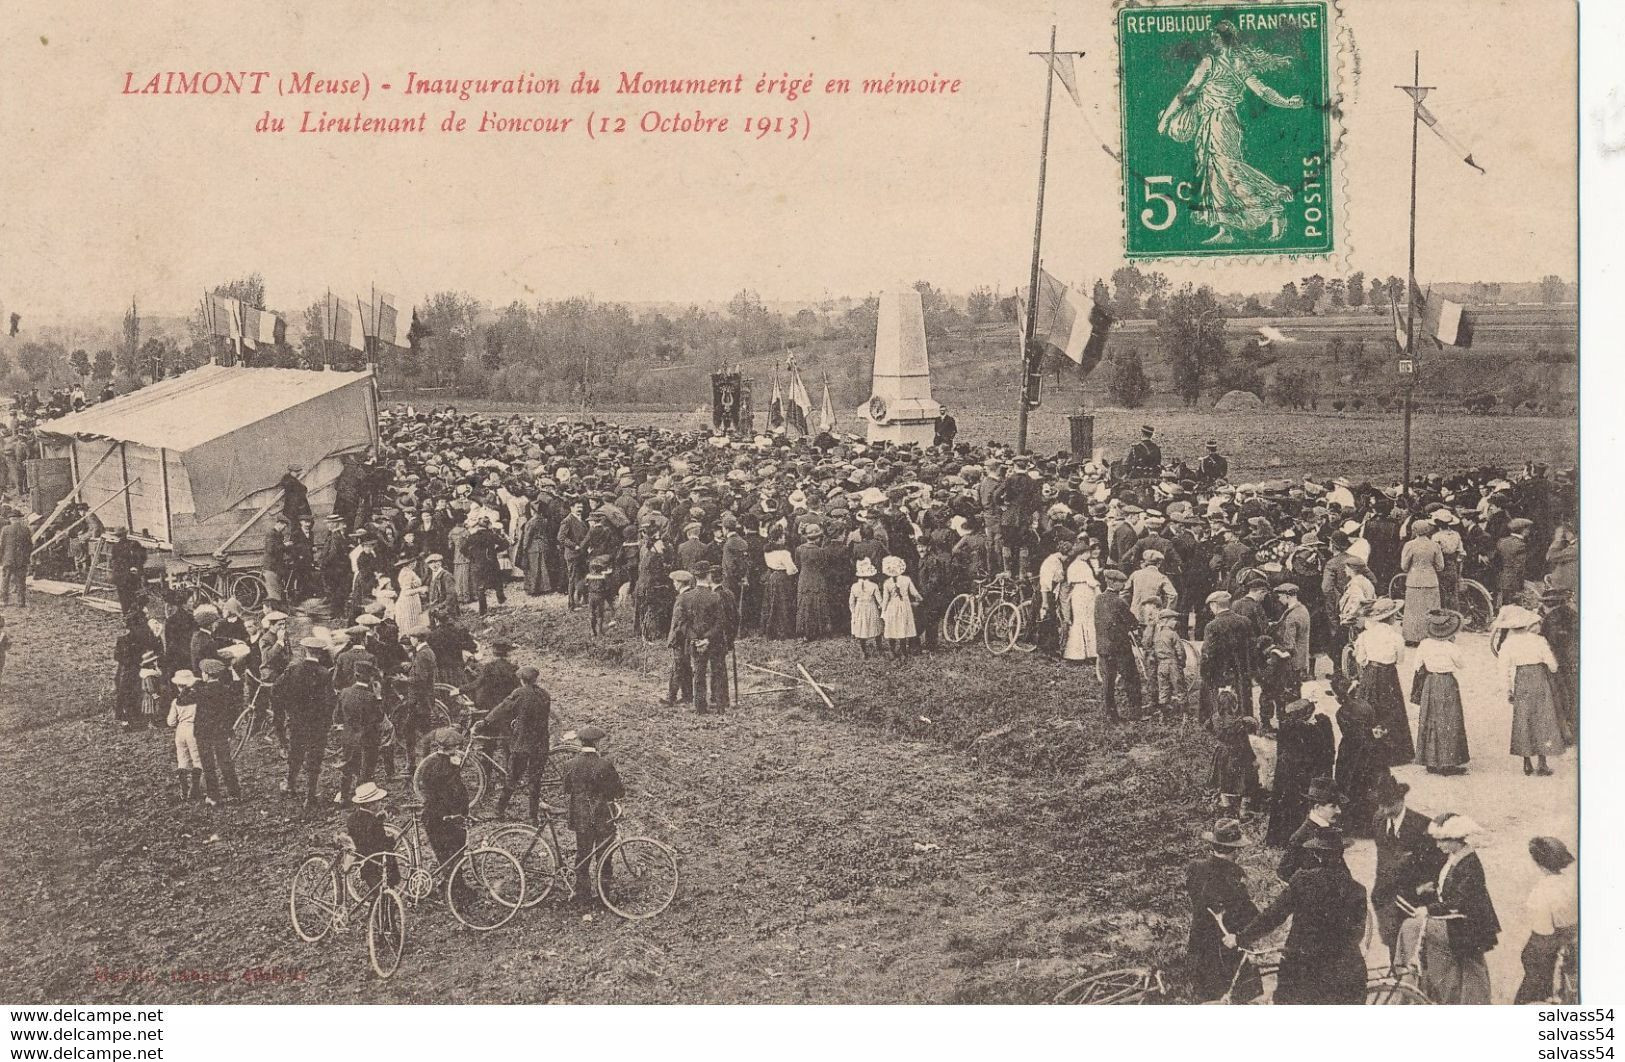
left=1493, top=604, right=1567, bottom=776
left=1399, top=519, right=1442, bottom=644
left=1412, top=609, right=1469, bottom=774
left=1352, top=597, right=1415, bottom=765
left=1185, top=819, right=1262, bottom=1002
left=1408, top=812, right=1500, bottom=1004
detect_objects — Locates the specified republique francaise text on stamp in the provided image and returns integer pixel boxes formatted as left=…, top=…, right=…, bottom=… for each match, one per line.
left=1118, top=3, right=1335, bottom=259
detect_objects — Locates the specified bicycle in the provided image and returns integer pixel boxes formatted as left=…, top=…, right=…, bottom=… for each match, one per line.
left=389, top=802, right=527, bottom=931
left=484, top=801, right=679, bottom=921
left=163, top=557, right=271, bottom=615
left=982, top=577, right=1040, bottom=656
left=231, top=670, right=283, bottom=757
left=288, top=835, right=407, bottom=979
left=1052, top=966, right=1170, bottom=1004
left=1387, top=573, right=1493, bottom=633
left=941, top=572, right=1023, bottom=647
left=411, top=718, right=581, bottom=808
left=1364, top=898, right=1445, bottom=1004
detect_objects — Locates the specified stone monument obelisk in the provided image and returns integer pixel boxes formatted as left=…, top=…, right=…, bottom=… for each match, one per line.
left=861, top=290, right=941, bottom=446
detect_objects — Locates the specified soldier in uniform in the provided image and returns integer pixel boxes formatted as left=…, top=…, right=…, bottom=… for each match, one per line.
left=1126, top=425, right=1162, bottom=476
left=1199, top=440, right=1229, bottom=484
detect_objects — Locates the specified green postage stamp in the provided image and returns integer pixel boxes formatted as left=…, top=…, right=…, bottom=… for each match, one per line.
left=1118, top=3, right=1334, bottom=259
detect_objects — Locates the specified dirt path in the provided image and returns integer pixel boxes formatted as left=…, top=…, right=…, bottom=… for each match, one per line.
left=0, top=595, right=1193, bottom=1003
left=1342, top=633, right=1576, bottom=1002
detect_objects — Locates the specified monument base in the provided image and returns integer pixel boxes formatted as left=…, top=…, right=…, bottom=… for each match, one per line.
left=865, top=418, right=938, bottom=447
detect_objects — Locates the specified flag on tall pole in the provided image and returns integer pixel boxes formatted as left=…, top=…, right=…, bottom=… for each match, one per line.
left=1411, top=282, right=1475, bottom=348
left=818, top=374, right=837, bottom=433
left=1389, top=289, right=1410, bottom=352
left=1402, top=86, right=1485, bottom=175
left=769, top=370, right=785, bottom=433
left=1017, top=267, right=1113, bottom=375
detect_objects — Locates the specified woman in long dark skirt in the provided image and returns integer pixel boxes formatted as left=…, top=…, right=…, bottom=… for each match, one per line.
left=1352, top=599, right=1415, bottom=766
left=762, top=534, right=798, bottom=639
left=1330, top=677, right=1389, bottom=835
left=1265, top=696, right=1335, bottom=847
left=794, top=525, right=837, bottom=640
left=1412, top=610, right=1470, bottom=774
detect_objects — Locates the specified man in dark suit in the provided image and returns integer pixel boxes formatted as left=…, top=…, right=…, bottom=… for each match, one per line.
left=1276, top=776, right=1345, bottom=883
left=1092, top=569, right=1141, bottom=722
left=1370, top=774, right=1443, bottom=960
left=479, top=666, right=552, bottom=824
left=1231, top=828, right=1369, bottom=1004
left=1198, top=440, right=1228, bottom=484
left=1186, top=819, right=1262, bottom=1001
left=108, top=527, right=148, bottom=616
left=1127, top=425, right=1162, bottom=475
left=276, top=638, right=336, bottom=809
left=674, top=563, right=730, bottom=713
left=1200, top=590, right=1255, bottom=723
left=1493, top=518, right=1532, bottom=609
left=560, top=725, right=625, bottom=902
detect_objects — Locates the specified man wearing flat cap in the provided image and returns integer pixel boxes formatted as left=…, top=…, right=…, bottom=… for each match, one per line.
left=276, top=636, right=337, bottom=809
left=560, top=725, right=626, bottom=902
left=1092, top=569, right=1142, bottom=722
left=1200, top=590, right=1255, bottom=725
left=661, top=570, right=696, bottom=706
left=670, top=562, right=729, bottom=713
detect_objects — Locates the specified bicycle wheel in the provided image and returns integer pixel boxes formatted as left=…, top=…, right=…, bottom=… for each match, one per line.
left=367, top=887, right=407, bottom=978
left=345, top=827, right=402, bottom=902
left=289, top=856, right=338, bottom=942
left=941, top=593, right=980, bottom=645
left=597, top=836, right=679, bottom=921
left=487, top=824, right=563, bottom=908
left=230, top=572, right=269, bottom=612
left=1365, top=980, right=1432, bottom=1004
left=1458, top=580, right=1493, bottom=633
left=983, top=601, right=1021, bottom=655
left=392, top=826, right=436, bottom=903
left=231, top=705, right=257, bottom=758
left=1388, top=574, right=1406, bottom=599
left=446, top=846, right=526, bottom=931
left=540, top=744, right=580, bottom=796
left=1053, top=968, right=1156, bottom=1004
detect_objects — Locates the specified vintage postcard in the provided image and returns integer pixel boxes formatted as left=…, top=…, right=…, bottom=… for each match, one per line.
left=0, top=0, right=1587, bottom=1037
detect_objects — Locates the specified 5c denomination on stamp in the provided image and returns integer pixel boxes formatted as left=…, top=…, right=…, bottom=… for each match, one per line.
left=1118, top=2, right=1335, bottom=259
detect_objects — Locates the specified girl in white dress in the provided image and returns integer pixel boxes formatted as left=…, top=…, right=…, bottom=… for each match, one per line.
left=849, top=557, right=884, bottom=658
left=880, top=555, right=923, bottom=659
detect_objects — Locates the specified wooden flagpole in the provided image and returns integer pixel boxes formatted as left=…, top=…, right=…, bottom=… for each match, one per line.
left=1017, top=28, right=1084, bottom=454
left=1397, top=51, right=1433, bottom=496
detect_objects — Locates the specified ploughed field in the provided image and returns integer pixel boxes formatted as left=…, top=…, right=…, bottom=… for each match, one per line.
left=436, top=403, right=1577, bottom=484
left=0, top=593, right=1232, bottom=1004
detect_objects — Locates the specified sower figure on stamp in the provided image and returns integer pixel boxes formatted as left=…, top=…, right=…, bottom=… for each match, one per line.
left=1157, top=21, right=1306, bottom=245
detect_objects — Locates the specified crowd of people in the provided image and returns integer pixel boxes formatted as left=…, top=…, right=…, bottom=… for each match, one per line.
left=40, top=403, right=1578, bottom=993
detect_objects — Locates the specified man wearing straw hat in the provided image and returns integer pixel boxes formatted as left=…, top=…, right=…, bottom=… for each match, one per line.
left=1185, top=819, right=1262, bottom=1001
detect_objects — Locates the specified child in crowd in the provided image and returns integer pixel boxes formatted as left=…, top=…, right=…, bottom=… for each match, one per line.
left=1210, top=714, right=1261, bottom=814
left=585, top=554, right=612, bottom=635
left=849, top=558, right=883, bottom=658
left=167, top=670, right=202, bottom=801
left=879, top=556, right=922, bottom=660
left=138, top=650, right=167, bottom=728
left=1149, top=608, right=1188, bottom=720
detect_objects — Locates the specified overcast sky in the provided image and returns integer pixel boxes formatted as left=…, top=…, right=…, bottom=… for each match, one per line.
left=0, top=0, right=1577, bottom=321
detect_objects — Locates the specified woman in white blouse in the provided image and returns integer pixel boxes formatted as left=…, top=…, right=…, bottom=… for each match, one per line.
left=1515, top=836, right=1578, bottom=1003
left=1492, top=605, right=1567, bottom=776
left=1062, top=541, right=1101, bottom=664
left=1411, top=608, right=1469, bottom=774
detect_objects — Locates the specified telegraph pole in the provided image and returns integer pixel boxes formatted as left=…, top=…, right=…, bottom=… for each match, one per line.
left=1397, top=51, right=1432, bottom=495
left=1017, top=28, right=1084, bottom=454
